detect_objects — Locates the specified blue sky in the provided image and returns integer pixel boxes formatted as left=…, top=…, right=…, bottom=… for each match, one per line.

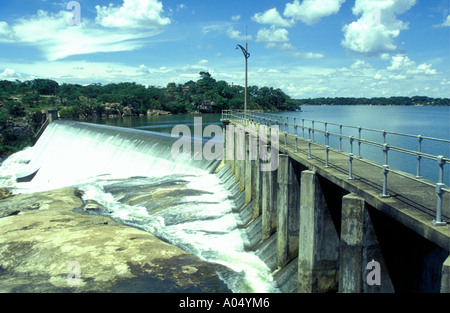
left=0, top=0, right=449, bottom=99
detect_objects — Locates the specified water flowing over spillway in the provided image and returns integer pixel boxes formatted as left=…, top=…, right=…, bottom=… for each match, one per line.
left=0, top=120, right=279, bottom=293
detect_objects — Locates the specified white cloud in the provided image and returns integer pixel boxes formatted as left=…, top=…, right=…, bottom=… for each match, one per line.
left=341, top=0, right=416, bottom=56
left=252, top=8, right=294, bottom=27
left=0, top=21, right=18, bottom=41
left=256, top=26, right=289, bottom=42
left=441, top=15, right=450, bottom=27
left=138, top=64, right=150, bottom=74
left=231, top=15, right=241, bottom=22
left=284, top=0, right=345, bottom=25
left=0, top=1, right=171, bottom=61
left=265, top=42, right=296, bottom=51
left=176, top=4, right=186, bottom=11
left=95, top=0, right=170, bottom=28
left=387, top=54, right=437, bottom=76
left=350, top=59, right=372, bottom=69
left=288, top=52, right=324, bottom=59
left=226, top=27, right=251, bottom=40
left=0, top=68, right=20, bottom=79
left=380, top=53, right=391, bottom=60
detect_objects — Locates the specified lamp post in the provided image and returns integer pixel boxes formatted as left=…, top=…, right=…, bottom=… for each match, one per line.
left=236, top=42, right=250, bottom=120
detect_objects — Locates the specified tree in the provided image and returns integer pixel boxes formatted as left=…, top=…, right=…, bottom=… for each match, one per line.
left=32, top=79, right=59, bottom=95
left=22, top=93, right=41, bottom=108
left=5, top=100, right=26, bottom=117
left=59, top=83, right=81, bottom=105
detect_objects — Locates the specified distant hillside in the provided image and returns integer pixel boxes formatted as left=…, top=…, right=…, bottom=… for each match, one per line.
left=0, top=72, right=300, bottom=157
left=298, top=96, right=449, bottom=106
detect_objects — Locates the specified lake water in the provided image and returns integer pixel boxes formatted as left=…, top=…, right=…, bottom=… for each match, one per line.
left=88, top=105, right=450, bottom=185
left=279, top=105, right=450, bottom=185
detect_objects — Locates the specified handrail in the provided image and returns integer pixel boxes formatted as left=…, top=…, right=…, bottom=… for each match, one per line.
left=222, top=109, right=449, bottom=226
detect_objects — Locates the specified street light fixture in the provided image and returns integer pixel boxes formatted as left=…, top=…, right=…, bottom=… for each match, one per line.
left=236, top=42, right=250, bottom=120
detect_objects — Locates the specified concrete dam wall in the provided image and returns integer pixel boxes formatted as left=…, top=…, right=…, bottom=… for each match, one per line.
left=219, top=117, right=450, bottom=293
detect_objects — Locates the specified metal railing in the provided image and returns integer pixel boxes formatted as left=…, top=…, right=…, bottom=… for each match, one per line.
left=222, top=109, right=450, bottom=227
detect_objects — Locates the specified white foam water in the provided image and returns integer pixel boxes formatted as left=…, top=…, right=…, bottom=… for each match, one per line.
left=0, top=120, right=279, bottom=293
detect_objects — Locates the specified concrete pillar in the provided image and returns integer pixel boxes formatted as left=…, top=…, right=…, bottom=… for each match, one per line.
left=222, top=126, right=227, bottom=164
left=232, top=126, right=237, bottom=176
left=262, top=145, right=277, bottom=241
left=252, top=131, right=261, bottom=219
left=339, top=193, right=394, bottom=293
left=298, top=170, right=339, bottom=293
left=287, top=159, right=300, bottom=263
left=235, top=127, right=244, bottom=182
left=245, top=133, right=252, bottom=203
left=224, top=122, right=234, bottom=168
left=441, top=256, right=450, bottom=293
left=276, top=154, right=289, bottom=268
left=239, top=130, right=246, bottom=192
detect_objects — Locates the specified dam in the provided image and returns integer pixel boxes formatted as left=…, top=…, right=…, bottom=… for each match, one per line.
left=0, top=110, right=448, bottom=293
left=220, top=109, right=449, bottom=293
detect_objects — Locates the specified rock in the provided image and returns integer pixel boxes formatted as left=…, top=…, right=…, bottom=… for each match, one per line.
left=0, top=188, right=232, bottom=293
left=104, top=103, right=122, bottom=118
left=122, top=106, right=133, bottom=116
left=8, top=120, right=34, bottom=138
left=84, top=199, right=105, bottom=211
left=0, top=188, right=12, bottom=200
left=147, top=109, right=172, bottom=116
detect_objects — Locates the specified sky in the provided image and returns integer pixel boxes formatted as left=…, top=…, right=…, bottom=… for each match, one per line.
left=0, top=0, right=449, bottom=99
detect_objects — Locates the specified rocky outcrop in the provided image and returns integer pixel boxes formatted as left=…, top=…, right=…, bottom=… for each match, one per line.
left=0, top=188, right=232, bottom=292
left=104, top=103, right=122, bottom=118
left=147, top=109, right=172, bottom=116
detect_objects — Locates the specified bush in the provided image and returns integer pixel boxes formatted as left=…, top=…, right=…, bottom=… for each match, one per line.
left=59, top=106, right=81, bottom=119
left=5, top=100, right=26, bottom=117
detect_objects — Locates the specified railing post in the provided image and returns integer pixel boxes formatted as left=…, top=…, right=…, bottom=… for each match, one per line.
left=308, top=139, right=312, bottom=159
left=284, top=123, right=288, bottom=147
left=324, top=131, right=330, bottom=168
left=349, top=136, right=354, bottom=154
left=382, top=143, right=389, bottom=165
left=380, top=165, right=390, bottom=198
left=339, top=124, right=343, bottom=151
left=358, top=126, right=362, bottom=158
left=432, top=156, right=447, bottom=226
left=416, top=135, right=423, bottom=178
left=433, top=183, right=446, bottom=226
left=302, top=119, right=305, bottom=138
left=380, top=144, right=390, bottom=198
left=348, top=153, right=354, bottom=180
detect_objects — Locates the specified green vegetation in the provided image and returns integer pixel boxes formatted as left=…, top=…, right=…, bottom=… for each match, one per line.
left=0, top=72, right=300, bottom=158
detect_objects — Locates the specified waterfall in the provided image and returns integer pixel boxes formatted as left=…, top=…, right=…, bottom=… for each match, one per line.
left=0, top=120, right=278, bottom=293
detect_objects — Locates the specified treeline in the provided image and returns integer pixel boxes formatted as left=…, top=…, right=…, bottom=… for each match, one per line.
left=299, top=96, right=449, bottom=106
left=0, top=72, right=300, bottom=157
left=0, top=71, right=301, bottom=120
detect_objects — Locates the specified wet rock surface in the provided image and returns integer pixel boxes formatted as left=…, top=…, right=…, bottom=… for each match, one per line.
left=0, top=188, right=232, bottom=292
